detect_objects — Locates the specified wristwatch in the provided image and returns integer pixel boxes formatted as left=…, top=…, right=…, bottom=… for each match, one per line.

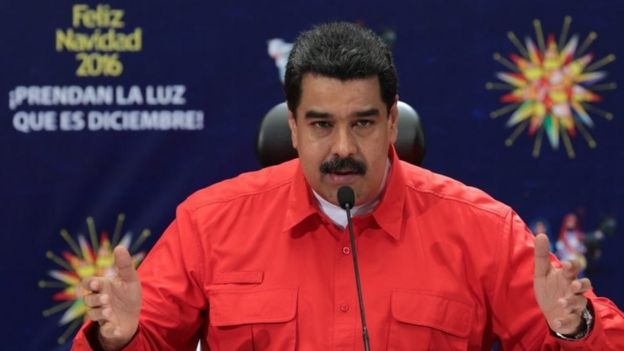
left=554, top=307, right=594, bottom=340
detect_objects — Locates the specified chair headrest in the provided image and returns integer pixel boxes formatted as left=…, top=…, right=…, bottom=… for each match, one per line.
left=256, top=101, right=425, bottom=167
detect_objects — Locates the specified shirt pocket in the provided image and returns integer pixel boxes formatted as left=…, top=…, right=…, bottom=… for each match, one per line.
left=388, top=290, right=474, bottom=351
left=208, top=287, right=298, bottom=351
left=213, top=271, right=264, bottom=285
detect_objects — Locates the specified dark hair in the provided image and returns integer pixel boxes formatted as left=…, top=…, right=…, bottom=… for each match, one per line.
left=284, top=22, right=398, bottom=114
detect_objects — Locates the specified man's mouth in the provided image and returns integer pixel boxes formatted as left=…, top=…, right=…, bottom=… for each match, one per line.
left=333, top=169, right=357, bottom=176
left=326, top=170, right=361, bottom=184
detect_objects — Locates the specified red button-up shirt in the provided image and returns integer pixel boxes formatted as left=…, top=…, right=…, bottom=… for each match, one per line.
left=73, top=148, right=624, bottom=350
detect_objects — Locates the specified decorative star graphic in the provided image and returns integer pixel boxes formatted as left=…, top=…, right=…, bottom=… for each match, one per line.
left=488, top=16, right=616, bottom=158
left=39, top=214, right=149, bottom=344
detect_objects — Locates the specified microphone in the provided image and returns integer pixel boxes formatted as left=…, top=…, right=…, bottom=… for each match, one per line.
left=337, top=186, right=371, bottom=351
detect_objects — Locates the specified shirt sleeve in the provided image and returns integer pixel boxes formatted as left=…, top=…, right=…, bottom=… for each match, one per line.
left=490, top=209, right=624, bottom=350
left=71, top=202, right=208, bottom=351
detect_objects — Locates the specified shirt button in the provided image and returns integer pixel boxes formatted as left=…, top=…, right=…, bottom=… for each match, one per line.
left=339, top=304, right=350, bottom=312
left=342, top=246, right=351, bottom=255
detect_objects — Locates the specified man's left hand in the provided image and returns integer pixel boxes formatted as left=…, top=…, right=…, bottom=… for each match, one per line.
left=534, top=233, right=592, bottom=335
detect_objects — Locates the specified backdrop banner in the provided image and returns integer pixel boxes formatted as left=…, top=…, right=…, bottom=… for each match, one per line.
left=1, top=1, right=622, bottom=349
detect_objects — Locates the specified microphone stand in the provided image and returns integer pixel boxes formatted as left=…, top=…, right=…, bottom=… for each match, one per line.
left=340, top=186, right=371, bottom=351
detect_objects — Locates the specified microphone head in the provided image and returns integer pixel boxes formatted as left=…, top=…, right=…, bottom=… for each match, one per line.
left=337, top=186, right=355, bottom=209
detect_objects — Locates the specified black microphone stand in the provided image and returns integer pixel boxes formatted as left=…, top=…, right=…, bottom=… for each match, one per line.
left=338, top=186, right=371, bottom=351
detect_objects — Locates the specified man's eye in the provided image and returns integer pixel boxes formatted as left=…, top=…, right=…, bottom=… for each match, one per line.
left=312, top=121, right=332, bottom=129
left=354, top=120, right=374, bottom=128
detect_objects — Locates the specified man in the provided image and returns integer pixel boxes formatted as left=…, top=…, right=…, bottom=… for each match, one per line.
left=72, top=22, right=624, bottom=350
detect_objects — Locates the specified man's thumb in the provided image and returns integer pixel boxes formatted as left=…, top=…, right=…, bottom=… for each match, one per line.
left=113, top=246, right=139, bottom=282
left=534, top=233, right=552, bottom=277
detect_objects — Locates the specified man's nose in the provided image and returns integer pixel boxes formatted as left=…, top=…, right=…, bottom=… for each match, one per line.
left=331, top=126, right=357, bottom=157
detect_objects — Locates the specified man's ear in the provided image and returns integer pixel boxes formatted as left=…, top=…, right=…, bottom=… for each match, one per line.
left=388, top=96, right=399, bottom=144
left=287, top=109, right=298, bottom=149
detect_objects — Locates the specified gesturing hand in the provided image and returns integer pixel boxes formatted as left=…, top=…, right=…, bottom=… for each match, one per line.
left=533, top=233, right=592, bottom=336
left=81, top=246, right=142, bottom=350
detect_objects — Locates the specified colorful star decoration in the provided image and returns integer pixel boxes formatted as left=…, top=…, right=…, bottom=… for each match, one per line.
left=39, top=214, right=150, bottom=344
left=488, top=16, right=616, bottom=158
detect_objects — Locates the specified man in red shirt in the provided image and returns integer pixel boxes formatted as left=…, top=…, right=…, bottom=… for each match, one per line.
left=73, top=22, right=624, bottom=350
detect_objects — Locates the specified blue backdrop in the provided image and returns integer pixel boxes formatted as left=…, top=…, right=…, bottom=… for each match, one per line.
left=1, top=1, right=622, bottom=349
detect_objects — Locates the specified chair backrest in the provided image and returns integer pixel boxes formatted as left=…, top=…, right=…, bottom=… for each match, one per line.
left=256, top=101, right=425, bottom=167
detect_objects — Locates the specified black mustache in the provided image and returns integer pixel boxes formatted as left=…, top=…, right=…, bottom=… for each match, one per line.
left=320, top=157, right=366, bottom=175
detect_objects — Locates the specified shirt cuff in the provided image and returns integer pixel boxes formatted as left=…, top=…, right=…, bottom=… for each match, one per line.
left=549, top=300, right=607, bottom=350
left=75, top=321, right=142, bottom=351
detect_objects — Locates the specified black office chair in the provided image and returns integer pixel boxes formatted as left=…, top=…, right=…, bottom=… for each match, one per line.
left=256, top=101, right=425, bottom=167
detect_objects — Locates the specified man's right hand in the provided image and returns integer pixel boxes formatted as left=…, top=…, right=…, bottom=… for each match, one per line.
left=81, top=246, right=142, bottom=351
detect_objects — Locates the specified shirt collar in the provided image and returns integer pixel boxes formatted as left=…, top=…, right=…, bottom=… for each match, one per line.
left=371, top=146, right=406, bottom=240
left=283, top=145, right=407, bottom=240
left=282, top=163, right=318, bottom=232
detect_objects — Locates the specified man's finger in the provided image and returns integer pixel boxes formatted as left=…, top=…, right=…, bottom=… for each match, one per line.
left=534, top=234, right=552, bottom=277
left=99, top=322, right=118, bottom=338
left=101, top=322, right=122, bottom=338
left=86, top=306, right=108, bottom=322
left=83, top=293, right=109, bottom=308
left=559, top=294, right=587, bottom=310
left=113, top=246, right=139, bottom=283
left=565, top=294, right=588, bottom=312
left=562, top=259, right=582, bottom=280
left=572, top=278, right=593, bottom=294
left=79, top=277, right=102, bottom=296
left=551, top=311, right=585, bottom=335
